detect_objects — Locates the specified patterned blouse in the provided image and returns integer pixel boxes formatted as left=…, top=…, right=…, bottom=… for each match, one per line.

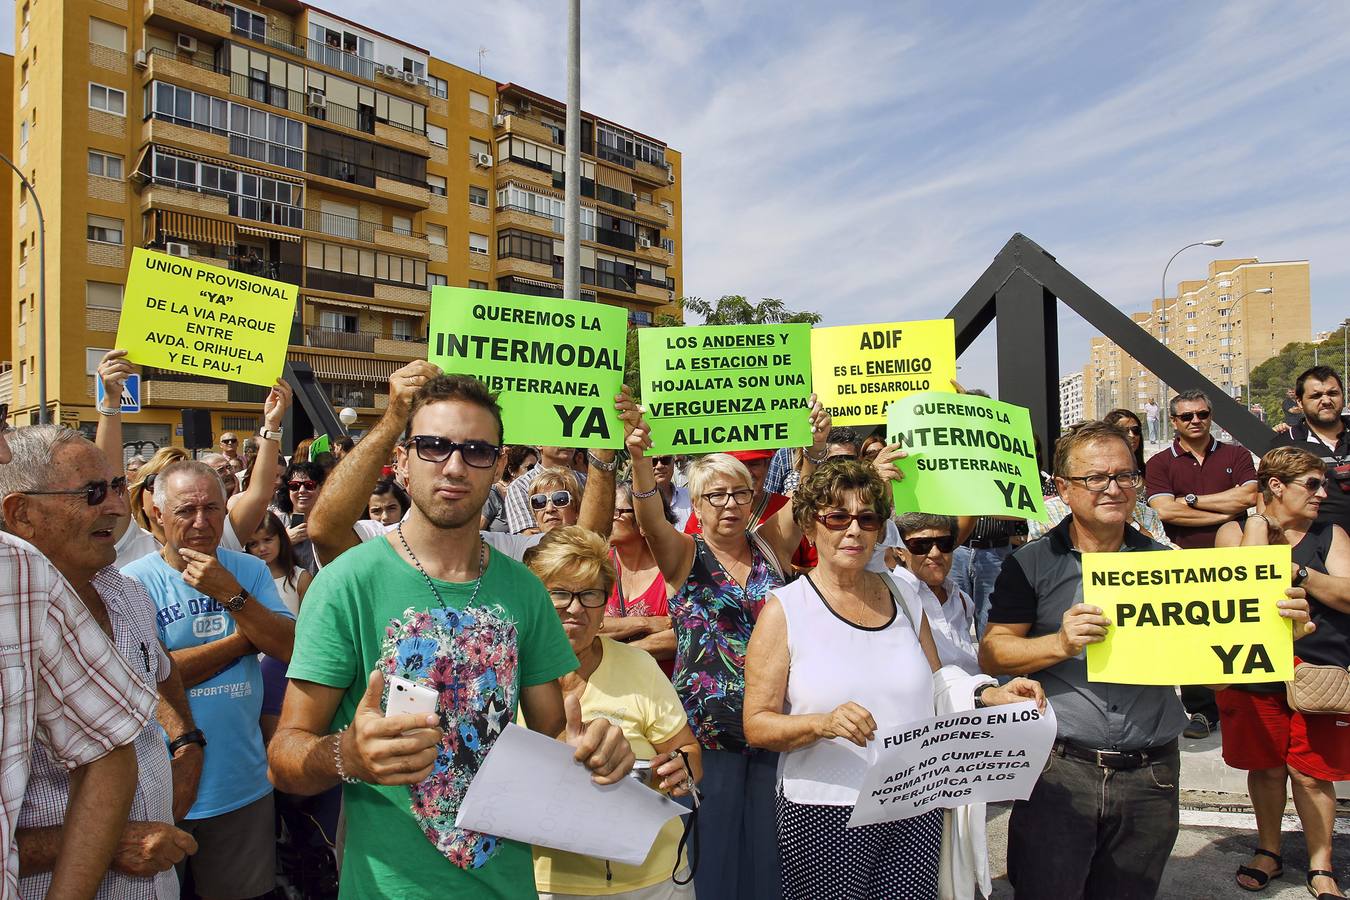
left=669, top=534, right=784, bottom=753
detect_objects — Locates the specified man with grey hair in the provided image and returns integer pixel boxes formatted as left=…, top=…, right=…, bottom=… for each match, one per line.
left=891, top=511, right=979, bottom=674
left=124, top=460, right=295, bottom=899
left=3, top=425, right=203, bottom=897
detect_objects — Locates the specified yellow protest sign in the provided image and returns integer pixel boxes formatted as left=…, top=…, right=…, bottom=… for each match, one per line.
left=116, top=248, right=297, bottom=387
left=811, top=320, right=957, bottom=425
left=1083, top=545, right=1293, bottom=685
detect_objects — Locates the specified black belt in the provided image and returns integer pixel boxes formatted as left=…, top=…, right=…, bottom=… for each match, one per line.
left=1052, top=738, right=1177, bottom=770
left=967, top=536, right=1010, bottom=549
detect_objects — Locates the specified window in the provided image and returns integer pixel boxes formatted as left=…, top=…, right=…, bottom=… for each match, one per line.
left=148, top=82, right=304, bottom=170
left=392, top=317, right=415, bottom=339
left=469, top=233, right=489, bottom=255
left=89, top=83, right=126, bottom=115
left=374, top=251, right=427, bottom=287
left=18, top=120, right=28, bottom=147
left=427, top=272, right=448, bottom=288
left=469, top=185, right=488, bottom=207
left=18, top=300, right=26, bottom=323
left=88, top=150, right=123, bottom=179
left=427, top=224, right=447, bottom=246
left=427, top=124, right=447, bottom=147
left=148, top=147, right=304, bottom=229
left=86, top=281, right=124, bottom=310
left=469, top=90, right=489, bottom=113
left=470, top=138, right=490, bottom=159
left=18, top=361, right=26, bottom=385
left=391, top=214, right=412, bottom=236
left=87, top=214, right=124, bottom=244
left=402, top=58, right=426, bottom=78
left=319, top=310, right=358, bottom=333
left=89, top=17, right=126, bottom=52
left=427, top=173, right=447, bottom=196
left=86, top=348, right=114, bottom=375
left=469, top=280, right=488, bottom=290
left=496, top=228, right=552, bottom=264
left=429, top=76, right=448, bottom=100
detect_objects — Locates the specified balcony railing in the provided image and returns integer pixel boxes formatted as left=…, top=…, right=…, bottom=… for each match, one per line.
left=303, top=209, right=426, bottom=243
left=231, top=21, right=305, bottom=57
left=305, top=326, right=375, bottom=353
left=144, top=47, right=229, bottom=75
left=229, top=258, right=301, bottom=284
left=230, top=72, right=370, bottom=133
left=306, top=38, right=376, bottom=82
left=307, top=154, right=426, bottom=192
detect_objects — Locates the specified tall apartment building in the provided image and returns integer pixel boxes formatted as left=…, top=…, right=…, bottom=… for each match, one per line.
left=5, top=0, right=683, bottom=448
left=1058, top=370, right=1083, bottom=430
left=1083, top=258, right=1310, bottom=420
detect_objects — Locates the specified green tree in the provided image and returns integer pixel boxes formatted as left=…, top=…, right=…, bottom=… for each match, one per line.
left=1248, top=324, right=1349, bottom=421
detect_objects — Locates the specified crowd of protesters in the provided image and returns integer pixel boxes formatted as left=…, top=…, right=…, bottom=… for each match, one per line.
left=0, top=349, right=1345, bottom=900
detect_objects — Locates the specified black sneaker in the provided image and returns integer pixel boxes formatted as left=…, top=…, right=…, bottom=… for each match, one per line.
left=1183, top=713, right=1213, bottom=739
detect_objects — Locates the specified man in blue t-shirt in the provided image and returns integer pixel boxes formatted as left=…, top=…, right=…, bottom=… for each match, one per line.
left=124, top=459, right=295, bottom=899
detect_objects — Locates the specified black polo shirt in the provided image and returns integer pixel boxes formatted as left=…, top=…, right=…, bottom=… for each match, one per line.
left=1274, top=414, right=1350, bottom=532
left=1145, top=438, right=1257, bottom=549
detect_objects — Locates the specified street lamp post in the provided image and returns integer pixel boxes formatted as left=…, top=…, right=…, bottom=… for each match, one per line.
left=1158, top=238, right=1224, bottom=438
left=1342, top=317, right=1349, bottom=377
left=1228, top=287, right=1274, bottom=405
left=1, top=152, right=48, bottom=424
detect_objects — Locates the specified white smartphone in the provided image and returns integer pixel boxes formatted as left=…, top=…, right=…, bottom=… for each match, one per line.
left=385, top=675, right=438, bottom=719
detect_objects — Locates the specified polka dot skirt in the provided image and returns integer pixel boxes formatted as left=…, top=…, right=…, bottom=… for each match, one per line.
left=775, top=792, right=942, bottom=899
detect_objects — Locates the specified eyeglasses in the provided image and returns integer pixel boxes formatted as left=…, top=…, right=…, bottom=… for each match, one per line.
left=23, top=476, right=128, bottom=506
left=404, top=435, right=501, bottom=468
left=1118, top=425, right=1142, bottom=436
left=652, top=456, right=674, bottom=466
left=530, top=490, right=573, bottom=510
left=1173, top=410, right=1211, bottom=423
left=613, top=507, right=635, bottom=518
left=1061, top=471, right=1143, bottom=492
left=902, top=534, right=956, bottom=555
left=1288, top=477, right=1326, bottom=492
left=220, top=437, right=238, bottom=445
left=815, top=511, right=885, bottom=531
left=702, top=489, right=754, bottom=508
left=549, top=588, right=608, bottom=609
left=287, top=479, right=319, bottom=492
left=140, top=472, right=157, bottom=491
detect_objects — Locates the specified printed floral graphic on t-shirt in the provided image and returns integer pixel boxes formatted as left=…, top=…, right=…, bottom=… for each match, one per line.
left=378, top=604, right=518, bottom=869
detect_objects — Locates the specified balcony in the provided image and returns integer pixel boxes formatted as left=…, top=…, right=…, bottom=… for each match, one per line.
left=305, top=268, right=374, bottom=297
left=635, top=281, right=670, bottom=304
left=306, top=209, right=376, bottom=243
left=500, top=114, right=557, bottom=146
left=140, top=183, right=230, bottom=217
left=374, top=176, right=431, bottom=209
left=373, top=336, right=428, bottom=359
left=374, top=121, right=431, bottom=157
left=496, top=205, right=560, bottom=233
left=374, top=227, right=430, bottom=257
left=304, top=326, right=375, bottom=353
left=144, top=117, right=230, bottom=156
left=374, top=282, right=430, bottom=307
left=144, top=0, right=230, bottom=40
left=499, top=256, right=554, bottom=280
left=634, top=241, right=672, bottom=264
left=634, top=158, right=671, bottom=187
left=231, top=20, right=304, bottom=57
left=634, top=197, right=672, bottom=226
left=143, top=48, right=230, bottom=95
left=230, top=73, right=372, bottom=134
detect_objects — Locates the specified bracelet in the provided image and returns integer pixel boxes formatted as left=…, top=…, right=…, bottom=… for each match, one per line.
left=1255, top=513, right=1280, bottom=534
left=96, top=403, right=119, bottom=416
left=586, top=451, right=618, bottom=472
left=633, top=484, right=659, bottom=500
left=333, top=726, right=359, bottom=784
left=803, top=448, right=827, bottom=465
left=167, top=728, right=207, bottom=755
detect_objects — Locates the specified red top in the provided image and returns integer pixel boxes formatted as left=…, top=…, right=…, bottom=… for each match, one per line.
left=1144, top=438, right=1258, bottom=549
left=607, top=550, right=674, bottom=676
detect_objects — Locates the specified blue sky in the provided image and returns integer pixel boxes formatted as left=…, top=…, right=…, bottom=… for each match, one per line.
left=8, top=1, right=1349, bottom=395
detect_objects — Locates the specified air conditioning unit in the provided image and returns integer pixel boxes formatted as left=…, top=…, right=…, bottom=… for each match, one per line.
left=638, top=237, right=652, bottom=249
left=493, top=113, right=506, bottom=127
left=133, top=49, right=148, bottom=69
left=165, top=241, right=191, bottom=257
left=307, top=89, right=326, bottom=109
left=176, top=33, right=198, bottom=54
left=667, top=171, right=675, bottom=185
left=475, top=152, right=494, bottom=168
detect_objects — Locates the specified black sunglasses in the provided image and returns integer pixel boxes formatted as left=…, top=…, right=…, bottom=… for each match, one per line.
left=220, top=437, right=238, bottom=445
left=405, top=435, right=501, bottom=468
left=287, top=479, right=319, bottom=492
left=530, top=490, right=573, bottom=510
left=1173, top=410, right=1211, bottom=422
left=1289, top=477, right=1325, bottom=492
left=652, top=456, right=675, bottom=465
left=815, top=511, right=885, bottom=531
left=24, top=476, right=128, bottom=507
left=902, top=535, right=956, bottom=555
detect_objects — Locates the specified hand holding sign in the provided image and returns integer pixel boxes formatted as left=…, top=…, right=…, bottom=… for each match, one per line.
left=1058, top=603, right=1113, bottom=657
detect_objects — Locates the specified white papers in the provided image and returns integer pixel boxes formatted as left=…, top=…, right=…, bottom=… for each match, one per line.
left=455, top=723, right=689, bottom=866
left=849, top=701, right=1056, bottom=827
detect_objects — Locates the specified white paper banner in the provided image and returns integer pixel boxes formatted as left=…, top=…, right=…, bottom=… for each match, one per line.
left=848, top=701, right=1056, bottom=827
left=456, top=723, right=689, bottom=866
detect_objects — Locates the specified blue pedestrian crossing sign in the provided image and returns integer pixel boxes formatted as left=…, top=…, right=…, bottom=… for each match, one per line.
left=96, top=374, right=141, bottom=414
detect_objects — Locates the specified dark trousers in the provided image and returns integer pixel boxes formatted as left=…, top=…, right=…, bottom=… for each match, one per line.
left=690, top=749, right=781, bottom=900
left=1008, top=745, right=1180, bottom=899
left=1181, top=684, right=1219, bottom=723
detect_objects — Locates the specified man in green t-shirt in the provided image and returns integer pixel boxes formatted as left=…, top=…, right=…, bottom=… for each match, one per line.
left=268, top=374, right=634, bottom=899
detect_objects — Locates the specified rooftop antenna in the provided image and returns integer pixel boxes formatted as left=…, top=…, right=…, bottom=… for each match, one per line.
left=478, top=46, right=488, bottom=75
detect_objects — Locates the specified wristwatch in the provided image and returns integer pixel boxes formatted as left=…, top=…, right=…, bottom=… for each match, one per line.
left=222, top=587, right=251, bottom=613
left=258, top=425, right=283, bottom=442
left=973, top=686, right=993, bottom=709
left=1293, top=566, right=1309, bottom=587
left=167, top=729, right=207, bottom=756
left=1184, top=493, right=1198, bottom=508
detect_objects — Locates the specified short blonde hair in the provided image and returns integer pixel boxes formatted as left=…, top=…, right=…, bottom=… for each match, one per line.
left=129, top=446, right=191, bottom=532
left=530, top=467, right=581, bottom=498
left=687, top=453, right=751, bottom=503
left=523, top=525, right=615, bottom=595
left=1257, top=446, right=1325, bottom=502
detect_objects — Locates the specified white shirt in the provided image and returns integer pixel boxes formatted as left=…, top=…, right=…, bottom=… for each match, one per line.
left=114, top=525, right=161, bottom=571
left=668, top=484, right=693, bottom=530
left=349, top=518, right=543, bottom=563
left=891, top=566, right=980, bottom=675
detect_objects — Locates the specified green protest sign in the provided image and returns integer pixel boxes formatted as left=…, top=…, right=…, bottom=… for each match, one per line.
left=428, top=287, right=627, bottom=448
left=886, top=391, right=1048, bottom=521
left=638, top=324, right=813, bottom=455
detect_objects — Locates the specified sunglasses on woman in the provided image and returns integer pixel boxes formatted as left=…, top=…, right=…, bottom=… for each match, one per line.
left=24, top=476, right=128, bottom=506
left=530, top=490, right=573, bottom=510
left=548, top=588, right=608, bottom=609
left=404, top=435, right=501, bottom=468
left=815, top=511, right=885, bottom=531
left=1288, top=476, right=1325, bottom=492
left=902, top=535, right=956, bottom=555
left=287, top=479, right=319, bottom=492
